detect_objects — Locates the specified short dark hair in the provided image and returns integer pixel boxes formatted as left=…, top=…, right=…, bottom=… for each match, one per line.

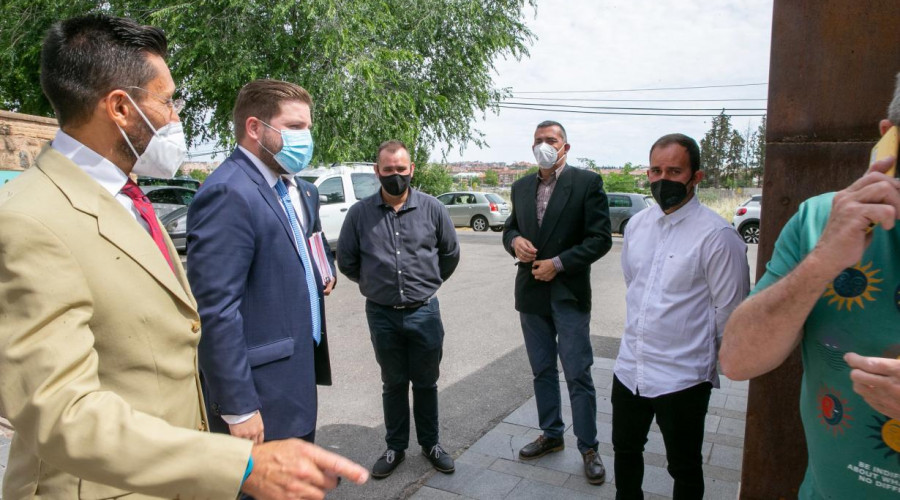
left=376, top=140, right=409, bottom=162
left=233, top=79, right=313, bottom=141
left=40, top=14, right=168, bottom=127
left=649, top=133, right=701, bottom=173
left=535, top=120, right=567, bottom=142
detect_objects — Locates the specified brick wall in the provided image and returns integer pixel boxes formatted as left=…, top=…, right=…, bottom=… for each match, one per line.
left=0, top=110, right=59, bottom=171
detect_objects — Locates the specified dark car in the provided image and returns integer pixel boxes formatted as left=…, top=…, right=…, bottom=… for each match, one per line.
left=141, top=185, right=196, bottom=218
left=137, top=175, right=201, bottom=190
left=607, top=192, right=655, bottom=234
left=161, top=205, right=189, bottom=253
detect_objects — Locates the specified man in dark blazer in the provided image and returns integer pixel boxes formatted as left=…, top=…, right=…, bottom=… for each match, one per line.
left=502, top=120, right=612, bottom=485
left=187, top=79, right=334, bottom=446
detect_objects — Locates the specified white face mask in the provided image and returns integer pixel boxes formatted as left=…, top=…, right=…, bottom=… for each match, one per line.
left=533, top=142, right=565, bottom=169
left=117, top=93, right=187, bottom=178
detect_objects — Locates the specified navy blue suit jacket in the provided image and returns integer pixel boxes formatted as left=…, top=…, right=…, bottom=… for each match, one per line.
left=186, top=148, right=334, bottom=440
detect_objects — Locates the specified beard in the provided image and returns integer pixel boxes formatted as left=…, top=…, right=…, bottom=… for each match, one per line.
left=258, top=128, right=287, bottom=175
left=117, top=121, right=153, bottom=167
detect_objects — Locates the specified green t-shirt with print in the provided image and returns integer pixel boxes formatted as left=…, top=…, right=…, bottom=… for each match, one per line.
left=755, top=192, right=900, bottom=499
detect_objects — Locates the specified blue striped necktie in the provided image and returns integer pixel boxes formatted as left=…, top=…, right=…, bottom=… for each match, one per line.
left=274, top=179, right=321, bottom=345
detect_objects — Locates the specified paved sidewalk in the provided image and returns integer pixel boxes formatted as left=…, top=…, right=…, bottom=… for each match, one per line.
left=413, top=357, right=747, bottom=500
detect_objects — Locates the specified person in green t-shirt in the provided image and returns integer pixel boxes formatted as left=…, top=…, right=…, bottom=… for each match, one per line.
left=720, top=74, right=900, bottom=499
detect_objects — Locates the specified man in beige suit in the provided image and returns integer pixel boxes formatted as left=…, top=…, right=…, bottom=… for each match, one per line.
left=0, top=14, right=366, bottom=500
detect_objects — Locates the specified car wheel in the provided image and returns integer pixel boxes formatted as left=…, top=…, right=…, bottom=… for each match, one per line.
left=619, top=218, right=629, bottom=235
left=491, top=226, right=503, bottom=232
left=471, top=215, right=488, bottom=232
left=741, top=222, right=760, bottom=244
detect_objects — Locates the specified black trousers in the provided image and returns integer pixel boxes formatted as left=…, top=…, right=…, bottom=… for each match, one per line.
left=366, top=299, right=444, bottom=451
left=611, top=375, right=712, bottom=500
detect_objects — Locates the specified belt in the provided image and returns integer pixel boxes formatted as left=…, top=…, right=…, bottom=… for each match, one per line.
left=392, top=299, right=430, bottom=309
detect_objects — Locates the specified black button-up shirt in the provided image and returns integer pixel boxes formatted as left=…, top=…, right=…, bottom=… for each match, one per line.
left=337, top=188, right=460, bottom=306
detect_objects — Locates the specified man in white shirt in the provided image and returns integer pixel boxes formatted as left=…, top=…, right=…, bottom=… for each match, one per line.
left=613, top=133, right=750, bottom=499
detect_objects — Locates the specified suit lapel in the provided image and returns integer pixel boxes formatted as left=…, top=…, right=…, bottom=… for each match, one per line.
left=231, top=150, right=300, bottom=255
left=537, top=165, right=573, bottom=248
left=36, top=147, right=195, bottom=309
left=299, top=181, right=316, bottom=237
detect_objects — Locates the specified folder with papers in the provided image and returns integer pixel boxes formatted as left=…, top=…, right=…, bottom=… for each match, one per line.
left=307, top=232, right=334, bottom=286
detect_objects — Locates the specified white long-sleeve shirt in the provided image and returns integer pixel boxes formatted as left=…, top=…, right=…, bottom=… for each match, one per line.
left=614, top=195, right=750, bottom=398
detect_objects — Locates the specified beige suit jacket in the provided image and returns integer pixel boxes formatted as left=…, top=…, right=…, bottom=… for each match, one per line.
left=0, top=147, right=252, bottom=499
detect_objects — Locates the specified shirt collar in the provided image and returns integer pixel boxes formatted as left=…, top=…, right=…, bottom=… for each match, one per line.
left=656, top=193, right=701, bottom=226
left=238, top=145, right=285, bottom=188
left=51, top=129, right=129, bottom=198
left=373, top=187, right=420, bottom=211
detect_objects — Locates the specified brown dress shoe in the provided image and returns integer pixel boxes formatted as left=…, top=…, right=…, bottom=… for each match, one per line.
left=518, top=435, right=564, bottom=460
left=582, top=449, right=606, bottom=485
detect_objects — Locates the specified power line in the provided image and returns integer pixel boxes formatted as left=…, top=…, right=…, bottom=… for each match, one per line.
left=497, top=104, right=766, bottom=117
left=512, top=82, right=768, bottom=94
left=501, top=101, right=766, bottom=112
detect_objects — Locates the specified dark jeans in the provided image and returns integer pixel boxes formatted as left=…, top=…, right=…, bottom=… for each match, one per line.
left=366, top=298, right=444, bottom=451
left=611, top=375, right=712, bottom=500
left=520, top=299, right=598, bottom=454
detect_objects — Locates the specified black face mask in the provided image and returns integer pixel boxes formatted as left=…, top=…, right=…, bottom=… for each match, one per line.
left=650, top=178, right=691, bottom=211
left=379, top=173, right=411, bottom=196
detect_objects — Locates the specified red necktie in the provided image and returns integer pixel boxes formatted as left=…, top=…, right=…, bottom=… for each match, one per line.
left=120, top=179, right=175, bottom=272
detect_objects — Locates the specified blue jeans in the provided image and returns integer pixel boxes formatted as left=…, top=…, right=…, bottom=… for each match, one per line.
left=366, top=298, right=444, bottom=451
left=520, top=300, right=598, bottom=454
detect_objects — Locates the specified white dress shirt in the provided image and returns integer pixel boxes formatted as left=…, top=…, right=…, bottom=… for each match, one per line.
left=614, top=195, right=750, bottom=398
left=50, top=130, right=150, bottom=233
left=223, top=146, right=309, bottom=425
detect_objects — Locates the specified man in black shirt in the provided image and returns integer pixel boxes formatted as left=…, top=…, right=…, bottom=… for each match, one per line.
left=338, top=140, right=460, bottom=479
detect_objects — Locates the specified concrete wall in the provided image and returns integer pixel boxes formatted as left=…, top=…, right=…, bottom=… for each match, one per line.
left=0, top=110, right=58, bottom=171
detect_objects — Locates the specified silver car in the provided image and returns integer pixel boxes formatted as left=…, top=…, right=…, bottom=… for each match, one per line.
left=607, top=192, right=655, bottom=234
left=140, top=185, right=196, bottom=218
left=732, top=194, right=762, bottom=244
left=436, top=191, right=511, bottom=232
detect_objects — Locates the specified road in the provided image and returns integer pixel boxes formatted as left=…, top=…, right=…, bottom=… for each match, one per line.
left=317, top=231, right=758, bottom=499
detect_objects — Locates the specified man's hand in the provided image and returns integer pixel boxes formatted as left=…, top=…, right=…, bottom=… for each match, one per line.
left=846, top=353, right=900, bottom=420
left=531, top=259, right=557, bottom=282
left=242, top=439, right=369, bottom=500
left=810, top=157, right=900, bottom=276
left=323, top=277, right=335, bottom=296
left=512, top=236, right=538, bottom=263
left=229, top=412, right=265, bottom=444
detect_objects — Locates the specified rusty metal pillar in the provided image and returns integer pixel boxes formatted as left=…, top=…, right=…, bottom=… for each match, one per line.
left=742, top=1, right=900, bottom=498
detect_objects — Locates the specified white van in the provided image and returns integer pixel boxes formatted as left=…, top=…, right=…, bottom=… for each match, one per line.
left=298, top=163, right=380, bottom=243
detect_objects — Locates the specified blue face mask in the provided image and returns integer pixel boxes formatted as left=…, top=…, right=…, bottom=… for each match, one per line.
left=259, top=121, right=314, bottom=174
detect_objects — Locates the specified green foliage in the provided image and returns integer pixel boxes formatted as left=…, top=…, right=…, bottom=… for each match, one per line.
left=483, top=169, right=499, bottom=187
left=521, top=166, right=539, bottom=178
left=700, top=111, right=766, bottom=188
left=411, top=162, right=452, bottom=196
left=188, top=169, right=209, bottom=182
left=0, top=0, right=535, bottom=166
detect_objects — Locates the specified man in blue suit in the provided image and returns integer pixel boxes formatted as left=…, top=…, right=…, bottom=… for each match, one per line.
left=187, top=79, right=335, bottom=445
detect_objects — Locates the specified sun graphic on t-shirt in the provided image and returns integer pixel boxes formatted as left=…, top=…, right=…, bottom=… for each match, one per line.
left=817, top=386, right=853, bottom=436
left=868, top=415, right=900, bottom=464
left=822, top=261, right=883, bottom=311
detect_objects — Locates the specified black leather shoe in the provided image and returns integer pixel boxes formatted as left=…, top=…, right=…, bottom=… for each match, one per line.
left=582, top=449, right=606, bottom=485
left=518, top=435, right=564, bottom=460
left=372, top=448, right=405, bottom=479
left=422, top=444, right=455, bottom=474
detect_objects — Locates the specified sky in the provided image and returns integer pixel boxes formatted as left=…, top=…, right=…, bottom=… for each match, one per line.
left=433, top=0, right=774, bottom=168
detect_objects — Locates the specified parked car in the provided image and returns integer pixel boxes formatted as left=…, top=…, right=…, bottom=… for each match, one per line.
left=140, top=185, right=196, bottom=218
left=607, top=192, right=655, bottom=234
left=137, top=175, right=201, bottom=190
left=732, top=194, right=762, bottom=244
left=298, top=163, right=380, bottom=243
left=436, top=191, right=510, bottom=232
left=161, top=205, right=189, bottom=253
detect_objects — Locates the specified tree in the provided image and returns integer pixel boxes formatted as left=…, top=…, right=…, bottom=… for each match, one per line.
left=189, top=169, right=210, bottom=183
left=411, top=163, right=452, bottom=196
left=483, top=169, right=499, bottom=187
left=700, top=110, right=732, bottom=188
left=603, top=162, right=641, bottom=193
left=0, top=0, right=535, bottom=166
left=724, top=129, right=745, bottom=188
left=752, top=115, right=767, bottom=187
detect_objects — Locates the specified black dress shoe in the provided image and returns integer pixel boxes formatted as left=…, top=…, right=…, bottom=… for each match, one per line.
left=582, top=449, right=606, bottom=485
left=423, top=443, right=455, bottom=474
left=518, top=435, right=564, bottom=460
left=372, top=448, right=405, bottom=479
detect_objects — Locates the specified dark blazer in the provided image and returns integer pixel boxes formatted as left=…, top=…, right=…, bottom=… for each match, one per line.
left=502, top=165, right=612, bottom=315
left=187, top=148, right=334, bottom=440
